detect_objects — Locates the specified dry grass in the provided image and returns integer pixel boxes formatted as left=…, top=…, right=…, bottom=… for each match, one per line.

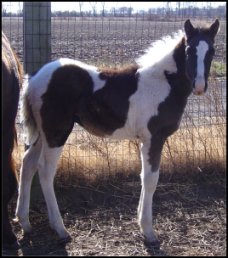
left=13, top=118, right=226, bottom=183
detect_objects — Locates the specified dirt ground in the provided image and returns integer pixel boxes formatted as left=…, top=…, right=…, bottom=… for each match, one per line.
left=3, top=170, right=226, bottom=256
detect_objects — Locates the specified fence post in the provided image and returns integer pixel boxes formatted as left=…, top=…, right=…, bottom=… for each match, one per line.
left=23, top=2, right=51, bottom=73
left=23, top=2, right=51, bottom=203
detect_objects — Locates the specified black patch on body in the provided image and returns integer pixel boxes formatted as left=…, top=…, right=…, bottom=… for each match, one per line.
left=147, top=38, right=192, bottom=172
left=41, top=65, right=94, bottom=147
left=41, top=64, right=139, bottom=147
left=78, top=65, right=139, bottom=136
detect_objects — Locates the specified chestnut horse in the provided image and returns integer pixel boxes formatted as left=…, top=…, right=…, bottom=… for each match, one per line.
left=2, top=32, right=23, bottom=249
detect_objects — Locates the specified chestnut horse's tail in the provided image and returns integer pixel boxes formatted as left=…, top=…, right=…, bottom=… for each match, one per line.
left=12, top=126, right=19, bottom=182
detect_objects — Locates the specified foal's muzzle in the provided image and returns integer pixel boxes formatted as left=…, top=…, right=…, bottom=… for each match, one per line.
left=192, top=77, right=207, bottom=95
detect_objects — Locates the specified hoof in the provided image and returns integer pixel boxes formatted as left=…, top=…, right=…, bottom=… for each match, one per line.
left=58, top=235, right=72, bottom=245
left=14, top=216, right=32, bottom=233
left=144, top=239, right=161, bottom=249
left=151, top=239, right=161, bottom=248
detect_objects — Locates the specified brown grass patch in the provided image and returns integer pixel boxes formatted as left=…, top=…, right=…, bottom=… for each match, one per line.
left=13, top=119, right=226, bottom=185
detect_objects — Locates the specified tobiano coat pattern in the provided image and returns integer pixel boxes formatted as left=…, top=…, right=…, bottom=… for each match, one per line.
left=15, top=19, right=219, bottom=247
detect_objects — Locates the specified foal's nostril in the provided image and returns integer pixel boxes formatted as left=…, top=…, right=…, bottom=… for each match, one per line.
left=193, top=90, right=204, bottom=96
left=193, top=88, right=205, bottom=95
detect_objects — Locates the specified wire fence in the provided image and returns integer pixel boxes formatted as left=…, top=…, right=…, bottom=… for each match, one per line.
left=2, top=2, right=226, bottom=183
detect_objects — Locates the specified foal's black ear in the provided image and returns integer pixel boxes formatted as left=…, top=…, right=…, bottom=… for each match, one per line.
left=184, top=19, right=196, bottom=39
left=208, top=19, right=220, bottom=39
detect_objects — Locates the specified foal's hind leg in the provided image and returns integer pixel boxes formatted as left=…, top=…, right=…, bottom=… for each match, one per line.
left=37, top=140, right=70, bottom=240
left=15, top=137, right=42, bottom=233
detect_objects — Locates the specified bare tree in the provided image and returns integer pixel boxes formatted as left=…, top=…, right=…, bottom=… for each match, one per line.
left=89, top=2, right=97, bottom=17
left=166, top=1, right=171, bottom=17
left=100, top=2, right=105, bottom=17
left=176, top=2, right=181, bottom=16
left=110, top=2, right=119, bottom=17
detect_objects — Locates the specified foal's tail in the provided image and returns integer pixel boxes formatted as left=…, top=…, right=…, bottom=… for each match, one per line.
left=22, top=75, right=39, bottom=146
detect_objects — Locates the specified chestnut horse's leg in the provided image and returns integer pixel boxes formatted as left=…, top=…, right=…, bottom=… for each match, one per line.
left=3, top=143, right=18, bottom=249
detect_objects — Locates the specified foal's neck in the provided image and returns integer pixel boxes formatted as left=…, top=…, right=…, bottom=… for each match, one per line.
left=173, top=37, right=187, bottom=76
left=164, top=37, right=192, bottom=98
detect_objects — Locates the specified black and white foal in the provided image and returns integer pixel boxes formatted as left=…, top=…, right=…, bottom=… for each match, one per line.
left=15, top=19, right=219, bottom=246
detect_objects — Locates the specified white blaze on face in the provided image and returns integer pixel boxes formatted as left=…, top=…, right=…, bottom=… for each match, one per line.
left=194, top=41, right=209, bottom=95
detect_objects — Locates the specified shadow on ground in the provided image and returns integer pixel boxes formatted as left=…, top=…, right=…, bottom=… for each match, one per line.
left=3, top=169, right=226, bottom=256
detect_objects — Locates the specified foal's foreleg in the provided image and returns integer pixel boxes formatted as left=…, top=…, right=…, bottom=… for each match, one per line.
left=138, top=134, right=165, bottom=245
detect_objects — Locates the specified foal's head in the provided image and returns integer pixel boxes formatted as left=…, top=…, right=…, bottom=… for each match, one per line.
left=184, top=19, right=219, bottom=95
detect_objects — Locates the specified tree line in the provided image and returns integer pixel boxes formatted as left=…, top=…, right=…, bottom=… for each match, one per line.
left=2, top=4, right=226, bottom=19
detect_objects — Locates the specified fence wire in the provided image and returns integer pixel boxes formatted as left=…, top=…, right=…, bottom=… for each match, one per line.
left=2, top=2, right=226, bottom=182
